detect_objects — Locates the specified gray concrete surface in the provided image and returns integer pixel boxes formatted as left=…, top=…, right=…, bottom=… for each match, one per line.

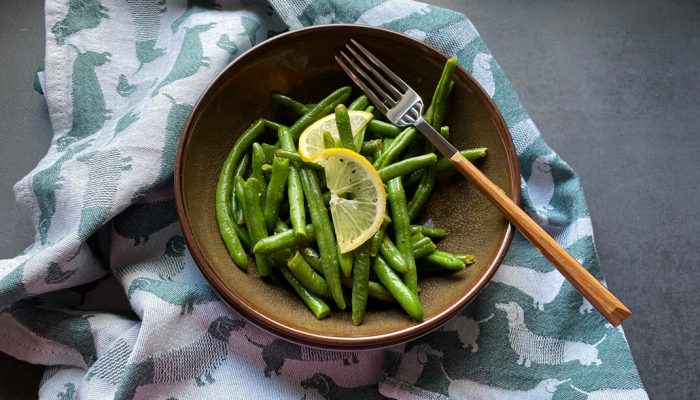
left=1, top=1, right=699, bottom=398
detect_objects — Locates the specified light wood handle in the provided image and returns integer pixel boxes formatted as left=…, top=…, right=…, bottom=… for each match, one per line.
left=450, top=152, right=631, bottom=326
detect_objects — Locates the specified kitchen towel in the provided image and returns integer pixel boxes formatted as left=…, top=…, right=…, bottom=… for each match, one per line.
left=0, top=0, right=647, bottom=399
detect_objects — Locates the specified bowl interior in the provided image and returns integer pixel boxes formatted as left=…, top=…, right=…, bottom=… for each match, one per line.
left=177, top=25, right=519, bottom=349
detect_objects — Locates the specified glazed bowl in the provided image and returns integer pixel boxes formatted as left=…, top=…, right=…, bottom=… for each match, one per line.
left=175, top=24, right=519, bottom=350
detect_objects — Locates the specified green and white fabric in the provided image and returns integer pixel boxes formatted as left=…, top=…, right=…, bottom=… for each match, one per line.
left=0, top=0, right=647, bottom=399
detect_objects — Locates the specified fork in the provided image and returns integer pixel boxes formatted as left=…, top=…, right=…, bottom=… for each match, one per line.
left=336, top=39, right=631, bottom=326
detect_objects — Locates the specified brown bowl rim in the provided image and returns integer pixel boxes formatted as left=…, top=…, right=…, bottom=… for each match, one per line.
left=174, top=24, right=520, bottom=350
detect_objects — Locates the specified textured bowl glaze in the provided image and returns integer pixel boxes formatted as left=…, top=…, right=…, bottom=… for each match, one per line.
left=175, top=25, right=520, bottom=350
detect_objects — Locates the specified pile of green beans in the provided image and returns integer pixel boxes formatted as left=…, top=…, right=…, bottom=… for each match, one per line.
left=215, top=58, right=484, bottom=325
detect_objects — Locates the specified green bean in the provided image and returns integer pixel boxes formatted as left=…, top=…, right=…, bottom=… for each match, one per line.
left=287, top=251, right=331, bottom=298
left=372, top=256, right=423, bottom=321
left=261, top=163, right=273, bottom=173
left=260, top=143, right=277, bottom=164
left=278, top=127, right=307, bottom=239
left=335, top=104, right=355, bottom=150
left=253, top=224, right=315, bottom=254
left=323, top=130, right=336, bottom=149
left=341, top=276, right=395, bottom=303
left=242, top=178, right=270, bottom=277
left=366, top=120, right=401, bottom=138
left=274, top=149, right=323, bottom=170
left=440, top=126, right=449, bottom=139
left=404, top=148, right=488, bottom=186
left=338, top=246, right=353, bottom=278
left=215, top=119, right=265, bottom=269
left=378, top=153, right=437, bottom=182
left=262, top=118, right=285, bottom=133
left=300, top=247, right=323, bottom=274
left=407, top=165, right=435, bottom=221
left=412, top=236, right=437, bottom=258
left=410, top=225, right=447, bottom=238
left=434, top=148, right=488, bottom=172
left=299, top=167, right=345, bottom=309
left=426, top=58, right=457, bottom=129
left=369, top=216, right=391, bottom=257
left=322, top=191, right=331, bottom=207
left=351, top=244, right=371, bottom=325
left=271, top=92, right=309, bottom=116
left=234, top=223, right=252, bottom=253
left=232, top=153, right=250, bottom=225
left=378, top=236, right=409, bottom=274
left=422, top=250, right=469, bottom=270
left=365, top=105, right=375, bottom=114
left=278, top=263, right=330, bottom=319
left=387, top=177, right=417, bottom=293
left=360, top=139, right=382, bottom=157
left=251, top=143, right=267, bottom=201
left=290, top=86, right=352, bottom=140
left=263, top=157, right=290, bottom=231
left=348, top=94, right=368, bottom=110
left=406, top=59, right=458, bottom=220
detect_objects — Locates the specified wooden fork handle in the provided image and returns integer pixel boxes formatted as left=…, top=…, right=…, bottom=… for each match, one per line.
left=450, top=152, right=631, bottom=326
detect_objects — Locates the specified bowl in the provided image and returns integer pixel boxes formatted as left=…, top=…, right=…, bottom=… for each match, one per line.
left=175, top=25, right=520, bottom=350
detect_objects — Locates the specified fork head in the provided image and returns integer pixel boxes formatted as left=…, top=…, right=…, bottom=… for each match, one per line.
left=335, top=39, right=424, bottom=127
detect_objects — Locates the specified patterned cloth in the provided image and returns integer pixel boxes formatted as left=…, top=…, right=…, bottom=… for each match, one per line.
left=0, top=0, right=647, bottom=399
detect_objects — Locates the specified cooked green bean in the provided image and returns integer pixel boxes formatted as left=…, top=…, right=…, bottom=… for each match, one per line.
left=406, top=59, right=458, bottom=220
left=263, top=157, right=290, bottom=231
left=251, top=143, right=267, bottom=201
left=407, top=165, right=436, bottom=221
left=278, top=263, right=330, bottom=319
left=378, top=236, right=408, bottom=274
left=290, top=86, right=352, bottom=140
left=410, top=225, right=447, bottom=238
left=215, top=119, right=265, bottom=269
left=323, top=130, right=336, bottom=149
left=234, top=223, right=252, bottom=253
left=364, top=105, right=375, bottom=114
left=366, top=120, right=401, bottom=138
left=262, top=118, right=285, bottom=133
left=440, top=126, right=449, bottom=139
left=274, top=149, right=323, bottom=169
left=253, top=224, right=315, bottom=255
left=351, top=244, right=371, bottom=325
left=342, top=277, right=396, bottom=303
left=287, top=251, right=331, bottom=298
left=232, top=153, right=250, bottom=225
left=260, top=143, right=277, bottom=163
left=369, top=216, right=391, bottom=257
left=348, top=94, right=368, bottom=110
left=387, top=178, right=418, bottom=293
left=242, top=178, right=270, bottom=277
left=412, top=236, right=437, bottom=258
left=404, top=148, right=488, bottom=186
left=378, top=153, right=437, bottom=182
left=338, top=246, right=353, bottom=278
left=434, top=148, right=488, bottom=172
left=373, top=256, right=423, bottom=321
left=299, top=167, right=345, bottom=309
left=422, top=250, right=469, bottom=270
left=335, top=104, right=355, bottom=150
left=360, top=139, right=382, bottom=157
left=278, top=127, right=307, bottom=239
left=271, top=92, right=309, bottom=116
left=300, top=247, right=323, bottom=274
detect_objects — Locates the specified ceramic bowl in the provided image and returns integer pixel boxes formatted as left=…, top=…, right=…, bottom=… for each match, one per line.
left=175, top=24, right=520, bottom=350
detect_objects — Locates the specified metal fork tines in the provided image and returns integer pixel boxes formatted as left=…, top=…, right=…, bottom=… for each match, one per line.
left=335, top=39, right=424, bottom=127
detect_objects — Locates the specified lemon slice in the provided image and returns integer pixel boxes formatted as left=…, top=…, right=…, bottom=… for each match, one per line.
left=312, top=148, right=386, bottom=253
left=298, top=111, right=373, bottom=161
